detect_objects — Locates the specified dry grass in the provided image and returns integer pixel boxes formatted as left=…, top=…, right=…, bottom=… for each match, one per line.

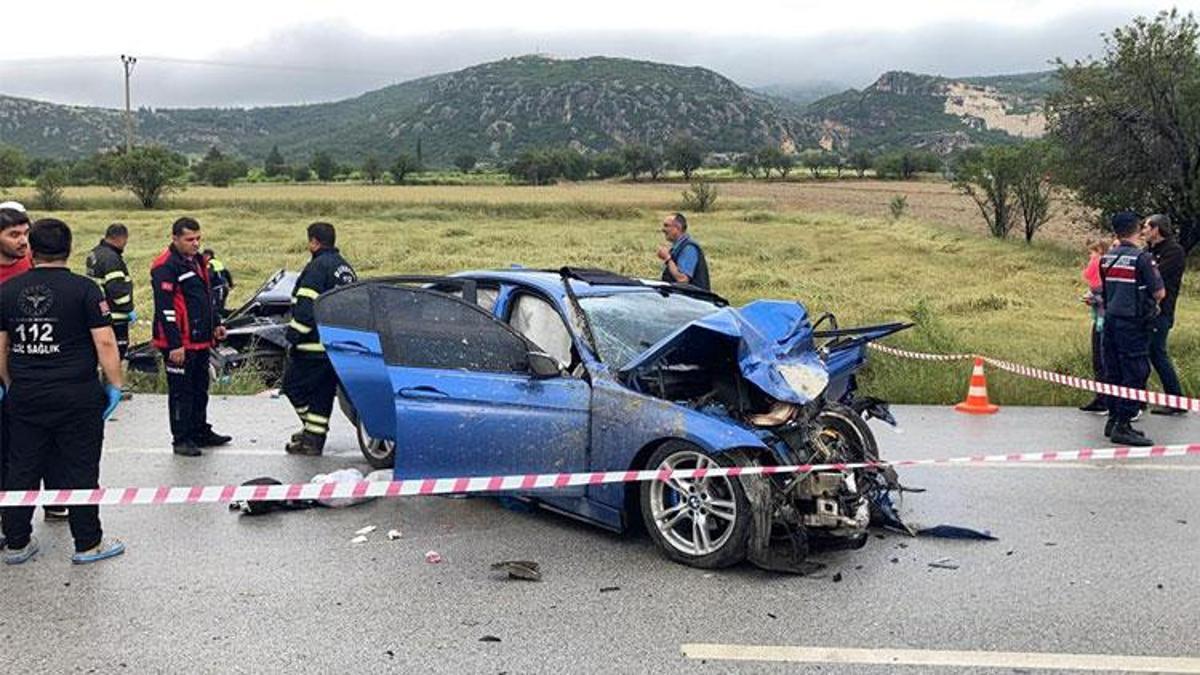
left=6, top=180, right=1194, bottom=404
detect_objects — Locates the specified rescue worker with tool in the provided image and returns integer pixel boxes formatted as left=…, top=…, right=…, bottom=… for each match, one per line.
left=1099, top=211, right=1165, bottom=446
left=0, top=218, right=125, bottom=564
left=656, top=212, right=711, bottom=291
left=151, top=217, right=232, bottom=457
left=86, top=224, right=135, bottom=361
left=282, top=222, right=357, bottom=456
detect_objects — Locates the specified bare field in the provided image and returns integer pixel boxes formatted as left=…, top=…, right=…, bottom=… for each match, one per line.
left=5, top=180, right=1192, bottom=405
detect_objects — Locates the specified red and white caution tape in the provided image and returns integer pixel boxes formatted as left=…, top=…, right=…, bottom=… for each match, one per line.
left=869, top=343, right=1200, bottom=412
left=1, top=444, right=1196, bottom=508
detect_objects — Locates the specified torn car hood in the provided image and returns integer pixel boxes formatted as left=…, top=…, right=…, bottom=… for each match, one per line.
left=619, top=300, right=829, bottom=404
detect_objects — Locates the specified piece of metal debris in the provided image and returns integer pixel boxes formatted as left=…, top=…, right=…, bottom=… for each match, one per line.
left=832, top=572, right=843, bottom=583
left=928, top=558, right=960, bottom=570
left=350, top=535, right=368, bottom=545
left=479, top=636, right=502, bottom=643
left=425, top=550, right=443, bottom=564
left=387, top=529, right=402, bottom=541
left=355, top=525, right=377, bottom=536
left=490, top=560, right=542, bottom=581
left=599, top=586, right=620, bottom=593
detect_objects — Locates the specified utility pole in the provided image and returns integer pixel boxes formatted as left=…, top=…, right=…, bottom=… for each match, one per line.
left=121, top=54, right=137, bottom=153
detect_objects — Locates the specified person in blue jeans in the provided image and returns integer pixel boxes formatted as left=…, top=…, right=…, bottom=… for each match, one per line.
left=1142, top=215, right=1187, bottom=416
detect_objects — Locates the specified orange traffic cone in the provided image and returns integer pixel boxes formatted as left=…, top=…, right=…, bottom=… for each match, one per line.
left=954, top=358, right=1000, bottom=415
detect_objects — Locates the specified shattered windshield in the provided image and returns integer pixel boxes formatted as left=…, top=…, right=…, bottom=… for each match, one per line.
left=579, top=292, right=721, bottom=368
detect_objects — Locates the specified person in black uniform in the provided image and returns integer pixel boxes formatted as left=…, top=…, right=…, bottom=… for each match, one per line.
left=281, top=222, right=357, bottom=456
left=86, top=223, right=135, bottom=360
left=656, top=212, right=711, bottom=291
left=151, top=217, right=232, bottom=457
left=203, top=248, right=234, bottom=318
left=1100, top=211, right=1165, bottom=446
left=0, top=218, right=126, bottom=564
left=1142, top=215, right=1188, bottom=416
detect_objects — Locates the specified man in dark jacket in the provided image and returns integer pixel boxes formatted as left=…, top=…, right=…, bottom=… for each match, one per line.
left=1100, top=211, right=1165, bottom=446
left=281, top=222, right=357, bottom=456
left=86, top=224, right=135, bottom=360
left=151, top=217, right=232, bottom=457
left=1142, top=214, right=1187, bottom=415
left=656, top=212, right=711, bottom=291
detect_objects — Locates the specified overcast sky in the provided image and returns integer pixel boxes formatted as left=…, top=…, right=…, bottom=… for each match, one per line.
left=2, top=1, right=1192, bottom=108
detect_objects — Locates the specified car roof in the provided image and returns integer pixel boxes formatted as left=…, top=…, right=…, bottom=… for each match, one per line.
left=454, top=269, right=676, bottom=299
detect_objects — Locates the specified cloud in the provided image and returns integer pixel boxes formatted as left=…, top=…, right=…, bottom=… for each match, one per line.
left=0, top=7, right=1154, bottom=109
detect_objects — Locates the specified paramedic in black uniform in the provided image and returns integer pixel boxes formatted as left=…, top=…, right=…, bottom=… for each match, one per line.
left=0, top=218, right=126, bottom=565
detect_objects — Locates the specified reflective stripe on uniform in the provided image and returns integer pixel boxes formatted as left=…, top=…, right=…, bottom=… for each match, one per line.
left=178, top=271, right=196, bottom=282
left=295, top=343, right=326, bottom=353
left=304, top=412, right=330, bottom=424
left=103, top=270, right=129, bottom=282
left=304, top=423, right=328, bottom=435
left=112, top=294, right=133, bottom=305
left=295, top=287, right=320, bottom=300
left=110, top=312, right=130, bottom=321
left=288, top=319, right=314, bottom=334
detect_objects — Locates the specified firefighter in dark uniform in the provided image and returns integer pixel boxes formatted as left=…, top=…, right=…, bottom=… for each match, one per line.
left=203, top=248, right=234, bottom=318
left=0, top=218, right=126, bottom=564
left=86, top=223, right=135, bottom=360
left=151, top=217, right=233, bottom=457
left=1100, top=211, right=1165, bottom=446
left=656, top=212, right=711, bottom=291
left=282, top=222, right=357, bottom=456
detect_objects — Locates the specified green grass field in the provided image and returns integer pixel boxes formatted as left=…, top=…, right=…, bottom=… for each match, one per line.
left=5, top=182, right=1196, bottom=404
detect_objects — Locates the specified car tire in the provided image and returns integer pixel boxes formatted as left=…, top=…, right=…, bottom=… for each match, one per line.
left=639, top=440, right=752, bottom=569
left=355, top=416, right=395, bottom=470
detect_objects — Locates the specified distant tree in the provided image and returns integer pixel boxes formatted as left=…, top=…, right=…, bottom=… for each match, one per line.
left=775, top=152, right=795, bottom=178
left=391, top=153, right=420, bottom=184
left=646, top=148, right=665, bottom=180
left=799, top=149, right=827, bottom=178
left=591, top=152, right=625, bottom=179
left=665, top=136, right=704, bottom=180
left=362, top=155, right=382, bottom=184
left=953, top=146, right=1023, bottom=239
left=291, top=165, right=312, bottom=183
left=621, top=144, right=652, bottom=181
left=453, top=154, right=477, bottom=174
left=25, top=157, right=60, bottom=180
left=1012, top=142, right=1055, bottom=243
left=194, top=147, right=247, bottom=187
left=1048, top=9, right=1200, bottom=252
left=680, top=180, right=719, bottom=212
left=755, top=147, right=785, bottom=178
left=415, top=138, right=423, bottom=165
left=507, top=147, right=589, bottom=184
left=105, top=145, right=188, bottom=208
left=34, top=167, right=67, bottom=210
left=831, top=154, right=846, bottom=178
left=264, top=145, right=288, bottom=178
left=0, top=144, right=28, bottom=189
left=849, top=150, right=873, bottom=178
left=875, top=151, right=938, bottom=180
left=734, top=152, right=761, bottom=178
left=310, top=151, right=336, bottom=181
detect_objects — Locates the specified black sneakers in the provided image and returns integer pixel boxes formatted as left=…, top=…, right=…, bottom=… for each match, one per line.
left=1110, top=422, right=1154, bottom=447
left=1104, top=416, right=1117, bottom=439
left=173, top=441, right=203, bottom=457
left=1149, top=405, right=1188, bottom=416
left=195, top=431, right=233, bottom=448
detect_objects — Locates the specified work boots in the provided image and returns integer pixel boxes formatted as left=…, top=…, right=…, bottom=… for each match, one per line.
left=285, top=431, right=326, bottom=456
left=1104, top=415, right=1117, bottom=439
left=1109, top=421, right=1153, bottom=447
left=195, top=430, right=233, bottom=448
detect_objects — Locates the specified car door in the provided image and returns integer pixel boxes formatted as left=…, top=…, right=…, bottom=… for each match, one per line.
left=339, top=283, right=592, bottom=488
left=315, top=282, right=394, bottom=443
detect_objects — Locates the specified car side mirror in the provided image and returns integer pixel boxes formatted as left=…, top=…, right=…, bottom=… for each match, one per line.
left=528, top=351, right=563, bottom=379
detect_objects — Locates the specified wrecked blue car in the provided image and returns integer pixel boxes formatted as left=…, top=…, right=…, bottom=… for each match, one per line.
left=317, top=268, right=908, bottom=572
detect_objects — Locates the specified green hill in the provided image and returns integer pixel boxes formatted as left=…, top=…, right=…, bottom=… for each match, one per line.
left=0, top=56, right=817, bottom=165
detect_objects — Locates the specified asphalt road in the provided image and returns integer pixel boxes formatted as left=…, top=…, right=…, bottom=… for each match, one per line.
left=3, top=395, right=1198, bottom=674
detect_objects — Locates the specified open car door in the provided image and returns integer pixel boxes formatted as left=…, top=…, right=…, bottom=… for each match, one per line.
left=317, top=281, right=591, bottom=491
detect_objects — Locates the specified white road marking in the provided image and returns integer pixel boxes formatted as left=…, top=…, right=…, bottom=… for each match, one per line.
left=903, top=461, right=1200, bottom=472
left=680, top=644, right=1200, bottom=673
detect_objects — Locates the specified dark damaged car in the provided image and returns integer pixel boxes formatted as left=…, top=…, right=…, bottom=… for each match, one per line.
left=315, top=268, right=908, bottom=572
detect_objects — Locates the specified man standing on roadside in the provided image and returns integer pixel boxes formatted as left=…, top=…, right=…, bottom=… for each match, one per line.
left=0, top=218, right=126, bottom=564
left=1100, top=212, right=1165, bottom=446
left=656, top=212, right=711, bottom=291
left=151, top=217, right=232, bottom=457
left=1142, top=214, right=1187, bottom=416
left=87, top=224, right=136, bottom=360
left=281, top=222, right=357, bottom=456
